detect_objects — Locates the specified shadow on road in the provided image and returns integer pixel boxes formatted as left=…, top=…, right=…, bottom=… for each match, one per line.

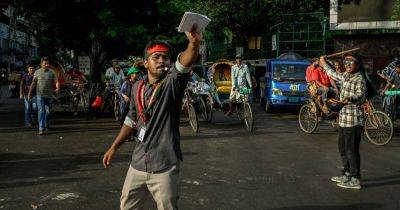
left=362, top=174, right=400, bottom=188
left=266, top=203, right=383, bottom=210
left=0, top=152, right=130, bottom=188
left=0, top=177, right=91, bottom=189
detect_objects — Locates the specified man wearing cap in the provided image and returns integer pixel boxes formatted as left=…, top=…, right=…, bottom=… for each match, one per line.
left=226, top=54, right=252, bottom=115
left=105, top=58, right=119, bottom=79
left=109, top=65, right=125, bottom=89
left=119, top=67, right=140, bottom=125
left=103, top=28, right=202, bottom=210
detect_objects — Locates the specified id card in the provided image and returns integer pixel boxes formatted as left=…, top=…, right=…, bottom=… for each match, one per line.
left=137, top=126, right=146, bottom=142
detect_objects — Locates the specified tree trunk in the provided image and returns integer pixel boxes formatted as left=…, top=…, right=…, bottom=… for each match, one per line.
left=90, top=38, right=103, bottom=83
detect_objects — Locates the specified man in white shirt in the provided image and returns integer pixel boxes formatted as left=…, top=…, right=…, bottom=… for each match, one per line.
left=105, top=58, right=119, bottom=79
left=226, top=54, right=252, bottom=115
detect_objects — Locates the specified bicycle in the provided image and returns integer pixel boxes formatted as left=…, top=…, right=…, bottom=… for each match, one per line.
left=299, top=97, right=393, bottom=146
left=101, top=84, right=121, bottom=121
left=182, top=87, right=199, bottom=133
left=236, top=88, right=254, bottom=132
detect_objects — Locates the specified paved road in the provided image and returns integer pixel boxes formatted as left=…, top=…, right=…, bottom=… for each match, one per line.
left=0, top=92, right=399, bottom=210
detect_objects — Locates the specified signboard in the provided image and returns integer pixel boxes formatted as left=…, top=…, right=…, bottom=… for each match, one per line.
left=330, top=0, right=400, bottom=30
left=236, top=47, right=243, bottom=56
left=78, top=56, right=91, bottom=75
left=272, top=34, right=277, bottom=51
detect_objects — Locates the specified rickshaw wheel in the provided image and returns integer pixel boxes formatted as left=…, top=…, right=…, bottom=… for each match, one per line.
left=113, top=94, right=120, bottom=121
left=298, top=103, right=318, bottom=133
left=244, top=102, right=254, bottom=132
left=331, top=118, right=339, bottom=131
left=80, top=91, right=88, bottom=113
left=199, top=97, right=208, bottom=121
left=364, top=111, right=393, bottom=146
left=188, top=103, right=199, bottom=133
left=265, top=99, right=274, bottom=113
left=205, top=95, right=213, bottom=122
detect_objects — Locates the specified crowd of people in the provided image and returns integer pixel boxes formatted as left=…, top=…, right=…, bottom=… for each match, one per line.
left=7, top=27, right=400, bottom=209
left=14, top=55, right=146, bottom=134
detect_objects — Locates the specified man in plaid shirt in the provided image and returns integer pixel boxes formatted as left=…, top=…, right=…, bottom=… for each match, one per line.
left=320, top=55, right=366, bottom=190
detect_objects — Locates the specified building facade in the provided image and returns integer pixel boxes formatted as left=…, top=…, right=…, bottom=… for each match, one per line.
left=0, top=6, right=38, bottom=70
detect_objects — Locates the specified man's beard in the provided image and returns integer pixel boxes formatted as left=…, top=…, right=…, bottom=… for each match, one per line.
left=150, top=68, right=167, bottom=79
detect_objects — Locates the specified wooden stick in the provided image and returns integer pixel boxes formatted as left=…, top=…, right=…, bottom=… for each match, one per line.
left=325, top=48, right=361, bottom=58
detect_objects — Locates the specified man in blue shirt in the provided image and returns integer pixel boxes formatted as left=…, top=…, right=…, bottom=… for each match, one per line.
left=20, top=64, right=36, bottom=127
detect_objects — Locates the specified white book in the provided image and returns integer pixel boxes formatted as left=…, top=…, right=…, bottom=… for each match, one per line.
left=177, top=12, right=211, bottom=33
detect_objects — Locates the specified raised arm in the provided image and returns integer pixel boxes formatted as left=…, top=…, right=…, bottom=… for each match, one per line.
left=178, top=28, right=203, bottom=70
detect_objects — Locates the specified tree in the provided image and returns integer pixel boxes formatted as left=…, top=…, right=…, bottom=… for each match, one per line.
left=185, top=0, right=329, bottom=45
left=1, top=0, right=189, bottom=82
left=1, top=0, right=330, bottom=80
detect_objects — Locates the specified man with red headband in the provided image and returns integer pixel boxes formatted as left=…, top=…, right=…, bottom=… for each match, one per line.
left=103, top=28, right=202, bottom=209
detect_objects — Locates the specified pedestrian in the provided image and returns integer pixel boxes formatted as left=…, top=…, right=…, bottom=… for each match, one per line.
left=109, top=65, right=125, bottom=89
left=119, top=66, right=140, bottom=125
left=20, top=64, right=37, bottom=127
left=312, top=61, right=340, bottom=113
left=103, top=27, right=202, bottom=210
left=105, top=58, right=119, bottom=78
left=319, top=55, right=366, bottom=189
left=28, top=57, right=60, bottom=135
left=66, top=66, right=87, bottom=86
left=333, top=60, right=344, bottom=73
left=226, top=54, right=252, bottom=115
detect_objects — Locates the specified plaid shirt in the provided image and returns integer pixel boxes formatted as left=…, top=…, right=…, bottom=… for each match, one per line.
left=323, top=64, right=366, bottom=127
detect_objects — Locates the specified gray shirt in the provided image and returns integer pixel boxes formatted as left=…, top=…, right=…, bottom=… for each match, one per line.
left=124, top=58, right=189, bottom=172
left=33, top=68, right=58, bottom=98
left=110, top=70, right=125, bottom=88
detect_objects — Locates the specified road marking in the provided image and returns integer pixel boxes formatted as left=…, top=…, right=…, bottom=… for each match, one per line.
left=51, top=193, right=79, bottom=201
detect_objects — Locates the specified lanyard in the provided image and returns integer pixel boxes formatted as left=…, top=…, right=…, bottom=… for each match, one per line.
left=136, top=78, right=165, bottom=124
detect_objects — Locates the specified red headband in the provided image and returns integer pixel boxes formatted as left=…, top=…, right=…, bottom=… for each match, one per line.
left=147, top=44, right=170, bottom=56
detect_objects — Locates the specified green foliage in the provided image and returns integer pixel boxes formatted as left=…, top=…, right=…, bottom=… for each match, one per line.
left=392, top=0, right=400, bottom=20
left=2, top=0, right=329, bottom=58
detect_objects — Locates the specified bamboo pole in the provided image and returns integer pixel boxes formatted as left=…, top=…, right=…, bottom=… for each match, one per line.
left=325, top=48, right=361, bottom=58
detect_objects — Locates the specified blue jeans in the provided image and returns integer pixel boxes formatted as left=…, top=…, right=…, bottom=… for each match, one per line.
left=37, top=96, right=52, bottom=131
left=24, top=96, right=37, bottom=125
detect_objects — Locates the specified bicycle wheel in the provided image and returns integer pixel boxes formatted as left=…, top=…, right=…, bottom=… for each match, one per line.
left=199, top=96, right=208, bottom=121
left=298, top=103, right=318, bottom=133
left=113, top=94, right=120, bottom=121
left=205, top=94, right=213, bottom=122
left=237, top=103, right=244, bottom=121
left=80, top=91, right=88, bottom=113
left=243, top=102, right=254, bottom=132
left=364, top=110, right=393, bottom=146
left=188, top=103, right=199, bottom=133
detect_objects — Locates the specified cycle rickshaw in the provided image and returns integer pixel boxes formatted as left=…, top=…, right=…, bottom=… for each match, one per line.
left=298, top=88, right=393, bottom=146
left=206, top=60, right=254, bottom=132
